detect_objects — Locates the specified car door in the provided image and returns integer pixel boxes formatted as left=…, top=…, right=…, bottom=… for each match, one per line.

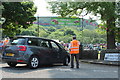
left=49, top=41, right=61, bottom=63
left=27, top=38, right=41, bottom=56
left=39, top=39, right=53, bottom=64
left=27, top=38, right=52, bottom=64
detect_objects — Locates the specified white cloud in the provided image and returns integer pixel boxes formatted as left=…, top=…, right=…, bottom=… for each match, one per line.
left=34, top=0, right=58, bottom=17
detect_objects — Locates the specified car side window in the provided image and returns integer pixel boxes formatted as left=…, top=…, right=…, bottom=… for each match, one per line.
left=28, top=38, right=38, bottom=46
left=11, top=38, right=25, bottom=45
left=40, top=40, right=50, bottom=48
left=51, top=41, right=59, bottom=50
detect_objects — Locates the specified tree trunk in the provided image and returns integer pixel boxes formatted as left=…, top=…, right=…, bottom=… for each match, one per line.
left=107, top=19, right=116, bottom=49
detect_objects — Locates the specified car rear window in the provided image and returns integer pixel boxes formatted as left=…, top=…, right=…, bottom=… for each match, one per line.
left=11, top=38, right=25, bottom=45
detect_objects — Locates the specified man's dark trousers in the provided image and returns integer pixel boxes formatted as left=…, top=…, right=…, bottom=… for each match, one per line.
left=71, top=54, right=79, bottom=68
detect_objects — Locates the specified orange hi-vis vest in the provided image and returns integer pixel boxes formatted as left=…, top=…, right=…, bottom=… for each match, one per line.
left=70, top=40, right=80, bottom=54
left=3, top=40, right=9, bottom=46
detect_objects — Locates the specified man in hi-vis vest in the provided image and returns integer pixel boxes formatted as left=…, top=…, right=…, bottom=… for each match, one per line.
left=69, top=36, right=80, bottom=68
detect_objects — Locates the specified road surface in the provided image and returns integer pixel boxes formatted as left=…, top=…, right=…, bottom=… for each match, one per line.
left=0, top=62, right=119, bottom=78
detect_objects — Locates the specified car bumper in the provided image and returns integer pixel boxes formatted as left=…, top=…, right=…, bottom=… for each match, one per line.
left=2, top=56, right=28, bottom=64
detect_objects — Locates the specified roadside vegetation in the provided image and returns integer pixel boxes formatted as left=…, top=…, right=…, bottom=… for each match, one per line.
left=19, top=24, right=107, bottom=44
left=1, top=2, right=119, bottom=49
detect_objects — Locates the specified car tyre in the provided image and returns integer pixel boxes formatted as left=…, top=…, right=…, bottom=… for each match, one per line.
left=63, top=57, right=69, bottom=66
left=7, top=62, right=17, bottom=67
left=28, top=56, right=39, bottom=69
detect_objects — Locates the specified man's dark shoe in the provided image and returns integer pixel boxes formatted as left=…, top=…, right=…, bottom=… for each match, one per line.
left=70, top=67, right=74, bottom=68
left=76, top=67, right=79, bottom=69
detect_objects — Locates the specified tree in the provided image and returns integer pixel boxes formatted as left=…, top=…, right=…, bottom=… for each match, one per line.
left=20, top=25, right=37, bottom=36
left=47, top=27, right=56, bottom=32
left=64, top=29, right=75, bottom=36
left=48, top=2, right=118, bottom=49
left=2, top=2, right=36, bottom=37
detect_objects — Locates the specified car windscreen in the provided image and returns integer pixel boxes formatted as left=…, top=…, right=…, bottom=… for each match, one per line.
left=11, top=38, right=25, bottom=45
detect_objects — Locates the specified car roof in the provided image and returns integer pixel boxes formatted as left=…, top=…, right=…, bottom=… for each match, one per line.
left=15, top=36, right=56, bottom=42
left=16, top=35, right=37, bottom=38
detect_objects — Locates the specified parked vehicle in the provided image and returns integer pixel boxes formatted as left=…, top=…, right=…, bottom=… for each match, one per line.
left=2, top=36, right=70, bottom=69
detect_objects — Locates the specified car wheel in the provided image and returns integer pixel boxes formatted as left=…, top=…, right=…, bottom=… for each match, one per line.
left=63, top=57, right=69, bottom=66
left=28, top=56, right=39, bottom=69
left=7, top=62, right=17, bottom=67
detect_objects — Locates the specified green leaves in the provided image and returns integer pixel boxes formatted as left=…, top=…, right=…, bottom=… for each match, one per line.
left=2, top=2, right=36, bottom=37
left=64, top=29, right=75, bottom=36
left=48, top=2, right=118, bottom=49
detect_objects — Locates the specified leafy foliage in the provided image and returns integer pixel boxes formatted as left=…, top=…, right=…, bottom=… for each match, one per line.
left=2, top=2, right=36, bottom=37
left=48, top=2, right=118, bottom=49
left=24, top=24, right=106, bottom=44
left=20, top=25, right=37, bottom=36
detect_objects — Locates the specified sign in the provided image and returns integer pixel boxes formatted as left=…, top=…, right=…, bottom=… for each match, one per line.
left=34, top=17, right=52, bottom=26
left=51, top=18, right=80, bottom=26
left=33, top=17, right=80, bottom=26
left=104, top=53, right=120, bottom=61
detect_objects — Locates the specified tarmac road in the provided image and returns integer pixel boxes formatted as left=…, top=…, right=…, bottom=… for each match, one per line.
left=0, top=62, right=119, bottom=78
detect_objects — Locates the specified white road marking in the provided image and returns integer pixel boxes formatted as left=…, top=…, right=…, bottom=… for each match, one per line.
left=93, top=70, right=118, bottom=73
left=55, top=68, right=75, bottom=72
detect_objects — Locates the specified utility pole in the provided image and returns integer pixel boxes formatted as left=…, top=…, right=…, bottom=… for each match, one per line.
left=0, top=2, right=5, bottom=39
left=82, top=15, right=84, bottom=43
left=79, top=15, right=84, bottom=59
left=37, top=16, right=39, bottom=37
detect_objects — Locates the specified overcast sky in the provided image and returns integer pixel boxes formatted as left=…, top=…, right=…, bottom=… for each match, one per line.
left=33, top=0, right=101, bottom=24
left=34, top=0, right=58, bottom=17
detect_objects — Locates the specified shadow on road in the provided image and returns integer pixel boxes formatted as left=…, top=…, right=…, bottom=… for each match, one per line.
left=2, top=63, right=64, bottom=73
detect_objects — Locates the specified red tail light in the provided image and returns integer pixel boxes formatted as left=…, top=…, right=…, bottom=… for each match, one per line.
left=18, top=46, right=26, bottom=51
left=17, top=60, right=24, bottom=62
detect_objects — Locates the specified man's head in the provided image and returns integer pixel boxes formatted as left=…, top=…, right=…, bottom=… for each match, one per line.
left=73, top=35, right=76, bottom=40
